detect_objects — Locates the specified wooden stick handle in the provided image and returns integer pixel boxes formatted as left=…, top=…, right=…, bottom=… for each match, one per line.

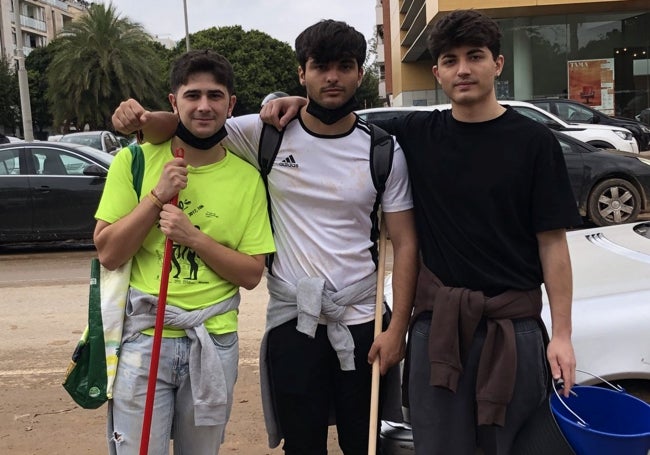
left=368, top=217, right=387, bottom=454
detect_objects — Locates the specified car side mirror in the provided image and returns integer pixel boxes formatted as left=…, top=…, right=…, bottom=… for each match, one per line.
left=592, top=115, right=600, bottom=124
left=545, top=121, right=561, bottom=131
left=83, top=164, right=107, bottom=177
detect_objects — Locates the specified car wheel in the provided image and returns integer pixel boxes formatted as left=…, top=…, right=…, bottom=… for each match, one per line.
left=588, top=178, right=641, bottom=226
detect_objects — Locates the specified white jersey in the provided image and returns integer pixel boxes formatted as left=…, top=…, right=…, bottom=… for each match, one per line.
left=224, top=113, right=413, bottom=324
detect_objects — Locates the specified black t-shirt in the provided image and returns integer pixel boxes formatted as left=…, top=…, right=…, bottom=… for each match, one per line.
left=376, top=107, right=582, bottom=296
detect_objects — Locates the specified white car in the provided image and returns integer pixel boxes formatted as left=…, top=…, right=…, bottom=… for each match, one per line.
left=357, top=101, right=640, bottom=153
left=384, top=220, right=650, bottom=381
left=58, top=131, right=122, bottom=154
left=381, top=221, right=650, bottom=452
left=553, top=221, right=650, bottom=384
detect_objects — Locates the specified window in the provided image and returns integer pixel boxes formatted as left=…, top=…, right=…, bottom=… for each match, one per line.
left=0, top=149, right=20, bottom=175
left=31, top=148, right=91, bottom=176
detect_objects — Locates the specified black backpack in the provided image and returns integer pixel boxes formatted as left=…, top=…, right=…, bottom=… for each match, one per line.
left=257, top=122, right=395, bottom=271
left=258, top=122, right=394, bottom=194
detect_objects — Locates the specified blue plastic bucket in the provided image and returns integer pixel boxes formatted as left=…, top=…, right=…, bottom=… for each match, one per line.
left=550, top=385, right=650, bottom=455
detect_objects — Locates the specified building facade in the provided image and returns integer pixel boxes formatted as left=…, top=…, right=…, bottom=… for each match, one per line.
left=381, top=0, right=650, bottom=120
left=0, top=0, right=86, bottom=60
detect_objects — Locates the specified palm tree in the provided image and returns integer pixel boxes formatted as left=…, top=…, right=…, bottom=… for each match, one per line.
left=47, top=2, right=166, bottom=131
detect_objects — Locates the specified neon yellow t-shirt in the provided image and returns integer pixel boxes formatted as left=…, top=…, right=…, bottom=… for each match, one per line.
left=95, top=141, right=275, bottom=335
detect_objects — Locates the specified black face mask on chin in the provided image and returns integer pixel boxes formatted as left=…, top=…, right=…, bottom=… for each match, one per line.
left=174, top=120, right=228, bottom=150
left=305, top=96, right=358, bottom=125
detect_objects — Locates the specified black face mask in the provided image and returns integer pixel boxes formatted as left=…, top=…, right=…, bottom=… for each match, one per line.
left=305, top=96, right=358, bottom=125
left=174, top=120, right=228, bottom=150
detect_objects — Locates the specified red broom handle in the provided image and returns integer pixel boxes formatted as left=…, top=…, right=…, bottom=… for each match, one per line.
left=139, top=148, right=184, bottom=455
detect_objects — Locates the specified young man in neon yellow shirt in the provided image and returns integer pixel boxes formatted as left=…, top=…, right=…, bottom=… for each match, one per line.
left=94, top=49, right=275, bottom=454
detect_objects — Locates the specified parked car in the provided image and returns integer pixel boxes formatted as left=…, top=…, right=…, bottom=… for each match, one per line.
left=58, top=130, right=122, bottom=154
left=116, top=135, right=134, bottom=148
left=526, top=98, right=650, bottom=152
left=0, top=141, right=113, bottom=244
left=356, top=107, right=650, bottom=226
left=555, top=130, right=650, bottom=226
left=381, top=220, right=650, bottom=451
left=357, top=101, right=640, bottom=153
left=637, top=108, right=650, bottom=127
left=0, top=133, right=23, bottom=144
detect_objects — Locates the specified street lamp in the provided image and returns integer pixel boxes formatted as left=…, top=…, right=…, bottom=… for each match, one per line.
left=12, top=0, right=34, bottom=141
left=183, top=0, right=190, bottom=52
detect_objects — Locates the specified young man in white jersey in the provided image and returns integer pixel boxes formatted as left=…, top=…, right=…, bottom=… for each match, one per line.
left=261, top=10, right=581, bottom=455
left=94, top=50, right=275, bottom=454
left=111, top=20, right=418, bottom=454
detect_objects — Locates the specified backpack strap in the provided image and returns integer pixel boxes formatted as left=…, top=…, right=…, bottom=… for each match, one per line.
left=258, top=123, right=284, bottom=181
left=258, top=123, right=285, bottom=274
left=127, top=143, right=145, bottom=199
left=368, top=124, right=394, bottom=268
left=369, top=123, right=394, bottom=197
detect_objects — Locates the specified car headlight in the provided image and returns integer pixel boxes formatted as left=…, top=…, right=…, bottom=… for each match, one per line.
left=640, top=125, right=650, bottom=133
left=636, top=156, right=650, bottom=166
left=614, top=130, right=634, bottom=141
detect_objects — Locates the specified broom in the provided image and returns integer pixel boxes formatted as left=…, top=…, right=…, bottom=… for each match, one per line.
left=139, top=148, right=184, bottom=454
left=368, top=216, right=388, bottom=454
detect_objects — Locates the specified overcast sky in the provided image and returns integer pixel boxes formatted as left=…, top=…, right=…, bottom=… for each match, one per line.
left=103, top=0, right=378, bottom=47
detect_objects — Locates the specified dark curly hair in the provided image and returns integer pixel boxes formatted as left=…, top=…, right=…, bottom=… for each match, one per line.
left=295, top=20, right=366, bottom=69
left=427, top=10, right=502, bottom=63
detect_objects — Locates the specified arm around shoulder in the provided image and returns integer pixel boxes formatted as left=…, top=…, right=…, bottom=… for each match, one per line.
left=112, top=98, right=178, bottom=144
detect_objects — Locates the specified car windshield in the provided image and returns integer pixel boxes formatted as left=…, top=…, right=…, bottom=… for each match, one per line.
left=59, top=135, right=102, bottom=150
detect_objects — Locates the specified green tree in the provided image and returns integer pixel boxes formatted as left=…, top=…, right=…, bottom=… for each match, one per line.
left=177, top=26, right=302, bottom=115
left=357, top=34, right=381, bottom=109
left=25, top=42, right=62, bottom=139
left=46, top=2, right=166, bottom=131
left=0, top=57, right=19, bottom=134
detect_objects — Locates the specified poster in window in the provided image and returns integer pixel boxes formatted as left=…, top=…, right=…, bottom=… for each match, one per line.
left=567, top=58, right=615, bottom=114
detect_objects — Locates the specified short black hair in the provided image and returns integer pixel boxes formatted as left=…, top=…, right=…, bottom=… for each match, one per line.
left=295, top=20, right=366, bottom=69
left=170, top=49, right=235, bottom=95
left=427, top=9, right=502, bottom=63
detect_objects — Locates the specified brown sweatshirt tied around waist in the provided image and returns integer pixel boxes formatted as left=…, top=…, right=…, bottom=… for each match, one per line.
left=412, top=264, right=544, bottom=427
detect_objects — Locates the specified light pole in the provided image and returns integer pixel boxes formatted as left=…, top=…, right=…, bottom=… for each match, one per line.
left=12, top=0, right=34, bottom=141
left=183, top=0, right=190, bottom=51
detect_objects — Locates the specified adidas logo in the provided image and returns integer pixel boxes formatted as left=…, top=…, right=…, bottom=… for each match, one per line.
left=278, top=155, right=299, bottom=168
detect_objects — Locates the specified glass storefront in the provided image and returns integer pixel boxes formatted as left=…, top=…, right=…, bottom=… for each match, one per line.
left=497, top=11, right=650, bottom=121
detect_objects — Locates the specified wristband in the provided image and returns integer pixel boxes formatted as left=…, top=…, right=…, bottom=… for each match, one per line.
left=147, top=189, right=163, bottom=209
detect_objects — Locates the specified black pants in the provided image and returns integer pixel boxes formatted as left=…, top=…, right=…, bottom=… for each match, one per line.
left=268, top=318, right=384, bottom=455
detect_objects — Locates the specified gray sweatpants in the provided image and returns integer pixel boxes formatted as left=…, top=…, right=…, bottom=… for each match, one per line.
left=408, top=316, right=548, bottom=455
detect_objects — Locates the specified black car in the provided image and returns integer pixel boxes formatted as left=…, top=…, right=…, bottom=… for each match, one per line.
left=556, top=130, right=650, bottom=226
left=527, top=98, right=650, bottom=152
left=0, top=141, right=113, bottom=244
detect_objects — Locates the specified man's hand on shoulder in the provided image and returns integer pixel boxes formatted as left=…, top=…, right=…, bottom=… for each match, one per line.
left=260, top=96, right=307, bottom=130
left=112, top=99, right=151, bottom=135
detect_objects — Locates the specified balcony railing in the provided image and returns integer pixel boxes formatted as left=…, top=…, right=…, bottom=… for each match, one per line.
left=20, top=15, right=47, bottom=32
left=42, top=0, right=69, bottom=10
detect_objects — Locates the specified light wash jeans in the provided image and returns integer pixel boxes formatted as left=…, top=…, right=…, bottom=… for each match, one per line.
left=108, top=331, right=239, bottom=455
